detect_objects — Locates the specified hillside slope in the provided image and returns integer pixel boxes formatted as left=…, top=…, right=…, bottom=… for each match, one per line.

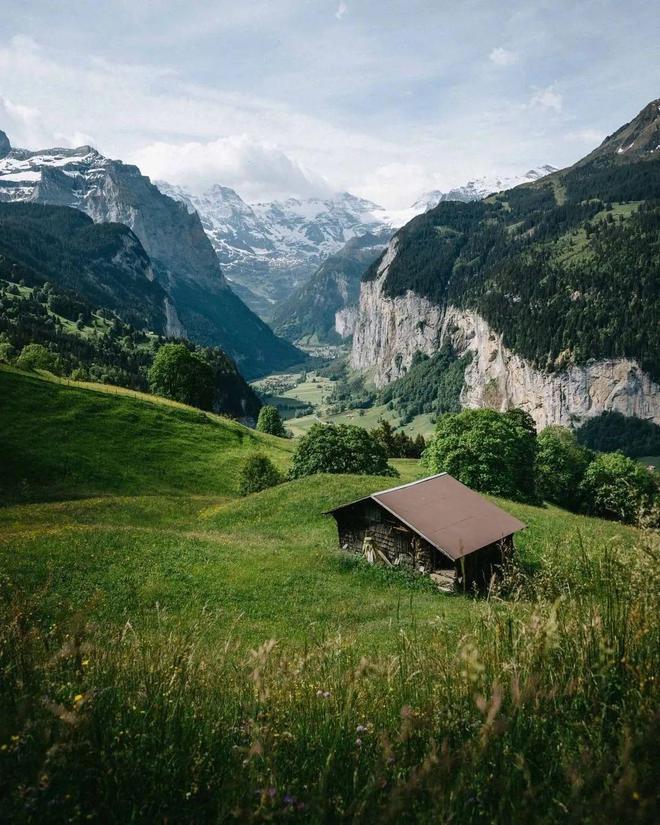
left=0, top=368, right=292, bottom=503
left=0, top=202, right=173, bottom=334
left=351, top=100, right=660, bottom=428
left=272, top=229, right=392, bottom=343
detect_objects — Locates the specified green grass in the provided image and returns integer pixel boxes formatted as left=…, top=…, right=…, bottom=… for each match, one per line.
left=0, top=366, right=293, bottom=503
left=280, top=375, right=334, bottom=406
left=1, top=368, right=658, bottom=822
left=287, top=404, right=436, bottom=439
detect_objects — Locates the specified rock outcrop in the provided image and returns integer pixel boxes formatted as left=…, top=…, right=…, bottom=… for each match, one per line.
left=335, top=306, right=358, bottom=339
left=351, top=267, right=660, bottom=429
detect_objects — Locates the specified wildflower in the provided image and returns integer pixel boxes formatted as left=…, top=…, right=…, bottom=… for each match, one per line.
left=356, top=724, right=367, bottom=733
left=73, top=693, right=84, bottom=705
left=355, top=738, right=362, bottom=747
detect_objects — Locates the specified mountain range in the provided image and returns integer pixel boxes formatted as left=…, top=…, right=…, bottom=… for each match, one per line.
left=350, top=99, right=660, bottom=430
left=156, top=164, right=557, bottom=321
left=0, top=133, right=300, bottom=378
left=409, top=165, right=559, bottom=213
left=156, top=182, right=390, bottom=317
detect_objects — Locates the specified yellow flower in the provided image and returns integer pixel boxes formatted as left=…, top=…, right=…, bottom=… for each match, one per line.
left=74, top=694, right=84, bottom=704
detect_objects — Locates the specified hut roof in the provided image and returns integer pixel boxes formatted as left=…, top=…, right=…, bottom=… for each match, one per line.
left=326, top=473, right=526, bottom=561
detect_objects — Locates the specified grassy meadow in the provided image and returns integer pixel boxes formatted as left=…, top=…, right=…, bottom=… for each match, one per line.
left=0, top=366, right=658, bottom=822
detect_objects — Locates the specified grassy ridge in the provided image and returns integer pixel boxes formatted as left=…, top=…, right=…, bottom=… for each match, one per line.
left=0, top=366, right=292, bottom=503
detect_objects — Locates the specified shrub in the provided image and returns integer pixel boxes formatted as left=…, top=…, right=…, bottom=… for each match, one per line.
left=0, top=341, right=14, bottom=363
left=290, top=423, right=398, bottom=478
left=536, top=426, right=593, bottom=509
left=577, top=411, right=660, bottom=458
left=15, top=343, right=60, bottom=373
left=579, top=451, right=658, bottom=524
left=148, top=343, right=214, bottom=410
left=238, top=454, right=282, bottom=496
left=423, top=408, right=538, bottom=502
left=256, top=405, right=287, bottom=437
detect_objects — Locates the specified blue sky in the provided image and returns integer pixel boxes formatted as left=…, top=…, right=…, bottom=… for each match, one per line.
left=0, top=1, right=658, bottom=206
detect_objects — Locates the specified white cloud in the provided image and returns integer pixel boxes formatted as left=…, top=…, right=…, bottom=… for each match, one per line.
left=489, top=47, right=519, bottom=66
left=0, top=96, right=49, bottom=147
left=530, top=86, right=563, bottom=113
left=133, top=135, right=334, bottom=201
left=335, top=2, right=348, bottom=20
left=566, top=128, right=605, bottom=145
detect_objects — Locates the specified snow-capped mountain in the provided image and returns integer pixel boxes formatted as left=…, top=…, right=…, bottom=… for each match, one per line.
left=156, top=181, right=391, bottom=317
left=413, top=165, right=559, bottom=212
left=0, top=132, right=301, bottom=377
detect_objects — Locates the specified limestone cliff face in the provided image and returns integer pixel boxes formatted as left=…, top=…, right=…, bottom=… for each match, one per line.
left=334, top=306, right=358, bottom=339
left=351, top=266, right=660, bottom=429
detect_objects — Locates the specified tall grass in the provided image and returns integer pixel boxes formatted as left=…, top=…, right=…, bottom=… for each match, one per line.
left=1, top=539, right=658, bottom=823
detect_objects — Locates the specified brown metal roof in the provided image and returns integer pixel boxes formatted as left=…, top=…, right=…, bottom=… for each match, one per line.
left=327, top=473, right=525, bottom=561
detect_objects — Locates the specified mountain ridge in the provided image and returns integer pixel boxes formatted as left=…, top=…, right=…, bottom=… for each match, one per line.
left=0, top=132, right=301, bottom=378
left=157, top=164, right=557, bottom=321
left=350, top=100, right=660, bottom=429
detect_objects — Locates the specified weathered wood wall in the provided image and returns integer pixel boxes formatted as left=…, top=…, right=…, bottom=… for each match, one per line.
left=333, top=502, right=452, bottom=573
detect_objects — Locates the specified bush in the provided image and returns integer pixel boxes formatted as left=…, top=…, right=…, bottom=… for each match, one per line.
left=371, top=419, right=425, bottom=458
left=238, top=454, right=282, bottom=496
left=579, top=451, right=658, bottom=524
left=256, top=405, right=287, bottom=437
left=290, top=423, right=398, bottom=479
left=423, top=408, right=538, bottom=502
left=577, top=411, right=660, bottom=458
left=0, top=341, right=14, bottom=363
left=148, top=344, right=214, bottom=410
left=15, top=343, right=60, bottom=373
left=536, top=426, right=593, bottom=509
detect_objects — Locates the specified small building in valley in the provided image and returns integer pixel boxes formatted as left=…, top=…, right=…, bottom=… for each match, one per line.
left=325, top=473, right=526, bottom=592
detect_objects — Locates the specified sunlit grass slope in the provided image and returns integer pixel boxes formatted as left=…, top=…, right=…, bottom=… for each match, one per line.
left=0, top=366, right=645, bottom=651
left=0, top=366, right=293, bottom=503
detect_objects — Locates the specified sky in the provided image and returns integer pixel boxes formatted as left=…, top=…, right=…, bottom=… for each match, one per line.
left=0, top=0, right=658, bottom=208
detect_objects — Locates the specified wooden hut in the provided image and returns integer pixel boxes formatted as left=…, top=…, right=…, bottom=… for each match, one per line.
left=325, top=473, right=525, bottom=592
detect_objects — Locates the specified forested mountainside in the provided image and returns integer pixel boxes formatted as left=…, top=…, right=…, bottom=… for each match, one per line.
left=0, top=133, right=301, bottom=378
left=0, top=203, right=260, bottom=419
left=0, top=203, right=172, bottom=335
left=272, top=230, right=391, bottom=344
left=362, top=100, right=660, bottom=383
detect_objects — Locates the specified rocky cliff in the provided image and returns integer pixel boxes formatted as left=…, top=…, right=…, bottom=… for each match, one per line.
left=272, top=229, right=391, bottom=344
left=351, top=265, right=660, bottom=429
left=352, top=101, right=660, bottom=429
